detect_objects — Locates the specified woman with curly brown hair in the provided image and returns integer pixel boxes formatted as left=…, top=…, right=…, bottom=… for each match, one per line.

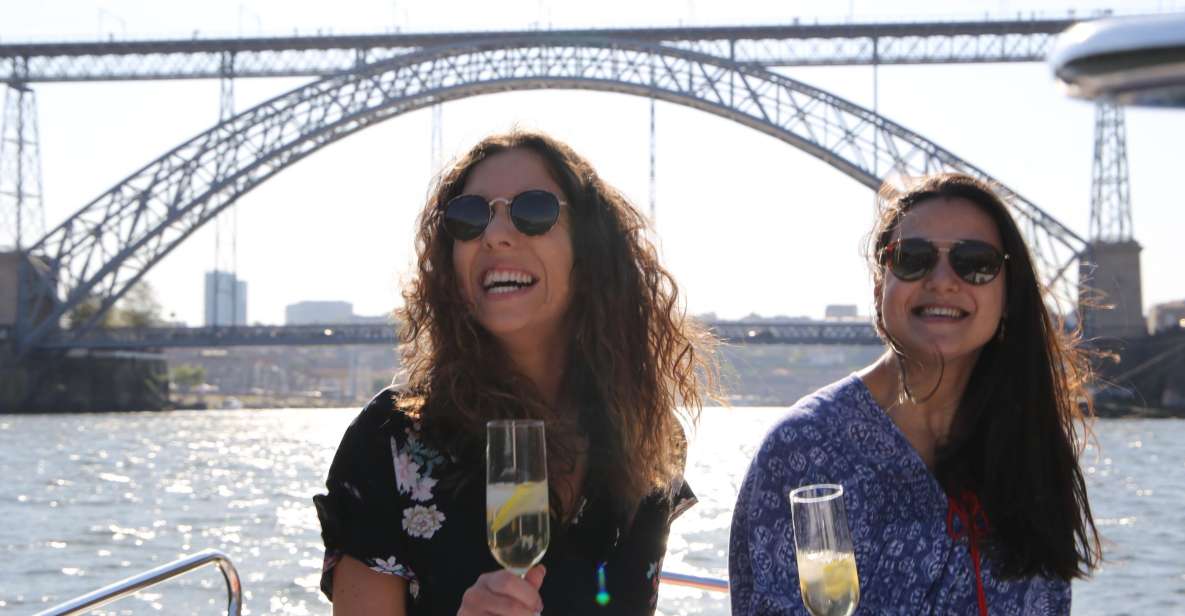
left=729, top=173, right=1101, bottom=615
left=314, top=129, right=718, bottom=615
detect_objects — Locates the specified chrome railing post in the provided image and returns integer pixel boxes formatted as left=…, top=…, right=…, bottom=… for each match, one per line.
left=217, top=553, right=244, bottom=615
left=35, top=548, right=242, bottom=616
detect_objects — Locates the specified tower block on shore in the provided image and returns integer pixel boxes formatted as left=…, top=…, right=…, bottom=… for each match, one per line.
left=1080, top=103, right=1145, bottom=340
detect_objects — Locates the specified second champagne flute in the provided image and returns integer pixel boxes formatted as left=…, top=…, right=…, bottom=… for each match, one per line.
left=790, top=483, right=860, bottom=616
left=486, top=419, right=549, bottom=577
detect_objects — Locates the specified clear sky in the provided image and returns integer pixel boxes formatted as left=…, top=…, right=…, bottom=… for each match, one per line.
left=4, top=0, right=1185, bottom=325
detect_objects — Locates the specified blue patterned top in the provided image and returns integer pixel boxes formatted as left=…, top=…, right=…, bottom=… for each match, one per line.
left=729, top=375, right=1070, bottom=615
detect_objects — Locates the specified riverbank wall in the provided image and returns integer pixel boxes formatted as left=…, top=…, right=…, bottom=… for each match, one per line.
left=0, top=347, right=168, bottom=413
left=1093, top=329, right=1185, bottom=415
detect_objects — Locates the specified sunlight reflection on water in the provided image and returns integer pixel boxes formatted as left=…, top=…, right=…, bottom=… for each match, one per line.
left=1, top=407, right=1181, bottom=614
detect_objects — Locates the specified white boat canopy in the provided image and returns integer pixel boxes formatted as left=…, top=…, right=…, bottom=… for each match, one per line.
left=1050, top=13, right=1185, bottom=107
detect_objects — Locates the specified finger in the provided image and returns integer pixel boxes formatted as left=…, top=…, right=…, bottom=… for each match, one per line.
left=482, top=570, right=544, bottom=613
left=457, top=585, right=485, bottom=616
left=524, top=565, right=547, bottom=590
left=463, top=591, right=533, bottom=615
left=460, top=583, right=534, bottom=616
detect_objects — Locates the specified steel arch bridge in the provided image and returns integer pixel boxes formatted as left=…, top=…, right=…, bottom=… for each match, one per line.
left=16, top=38, right=1088, bottom=351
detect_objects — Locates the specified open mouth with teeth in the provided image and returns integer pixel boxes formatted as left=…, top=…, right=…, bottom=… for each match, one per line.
left=482, top=269, right=539, bottom=296
left=912, top=305, right=970, bottom=320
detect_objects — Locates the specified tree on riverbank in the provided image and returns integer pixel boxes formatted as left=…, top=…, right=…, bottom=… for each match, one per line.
left=66, top=281, right=164, bottom=329
left=169, top=363, right=206, bottom=392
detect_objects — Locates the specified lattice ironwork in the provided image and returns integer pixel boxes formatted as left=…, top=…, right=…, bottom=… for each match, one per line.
left=0, top=19, right=1078, bottom=82
left=37, top=320, right=881, bottom=349
left=0, top=83, right=46, bottom=251
left=1090, top=102, right=1133, bottom=242
left=209, top=57, right=243, bottom=327
left=16, top=40, right=1088, bottom=351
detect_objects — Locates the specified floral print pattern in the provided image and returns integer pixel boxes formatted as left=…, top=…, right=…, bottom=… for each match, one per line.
left=402, top=504, right=447, bottom=539
left=409, top=475, right=437, bottom=502
left=316, top=388, right=696, bottom=615
left=392, top=423, right=446, bottom=502
left=368, top=555, right=411, bottom=577
left=390, top=420, right=448, bottom=537
left=393, top=448, right=419, bottom=493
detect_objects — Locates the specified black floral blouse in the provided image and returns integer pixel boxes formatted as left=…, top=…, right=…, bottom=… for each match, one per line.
left=314, top=389, right=696, bottom=615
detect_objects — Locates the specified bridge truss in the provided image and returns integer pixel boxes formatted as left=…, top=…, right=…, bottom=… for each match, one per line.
left=2, top=21, right=1097, bottom=351
left=1, top=19, right=1075, bottom=82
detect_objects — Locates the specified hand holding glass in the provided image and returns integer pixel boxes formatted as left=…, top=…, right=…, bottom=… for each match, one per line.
left=790, top=484, right=860, bottom=616
left=486, top=420, right=549, bottom=577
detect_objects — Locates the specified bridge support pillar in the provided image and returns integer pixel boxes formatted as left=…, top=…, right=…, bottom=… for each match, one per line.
left=1082, top=102, right=1144, bottom=341
left=1080, top=240, right=1145, bottom=339
left=2, top=250, right=59, bottom=350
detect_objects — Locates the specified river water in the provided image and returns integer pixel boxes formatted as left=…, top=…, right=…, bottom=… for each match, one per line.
left=2, top=405, right=1183, bottom=615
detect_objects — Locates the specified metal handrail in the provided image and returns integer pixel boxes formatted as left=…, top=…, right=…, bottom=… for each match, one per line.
left=659, top=570, right=730, bottom=593
left=32, top=548, right=717, bottom=614
left=34, top=548, right=242, bottom=616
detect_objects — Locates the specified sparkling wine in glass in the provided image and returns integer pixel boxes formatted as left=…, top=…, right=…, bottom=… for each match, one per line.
left=486, top=419, right=549, bottom=577
left=790, top=483, right=860, bottom=616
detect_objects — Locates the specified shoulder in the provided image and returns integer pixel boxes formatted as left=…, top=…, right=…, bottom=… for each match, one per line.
left=789, top=373, right=874, bottom=419
left=742, top=375, right=884, bottom=493
left=351, top=387, right=421, bottom=432
left=330, top=388, right=425, bottom=469
left=640, top=475, right=696, bottom=527
left=758, top=375, right=872, bottom=454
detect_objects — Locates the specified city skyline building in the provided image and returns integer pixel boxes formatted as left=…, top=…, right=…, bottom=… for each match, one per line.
left=285, top=299, right=391, bottom=325
left=824, top=304, right=861, bottom=320
left=204, top=270, right=247, bottom=326
left=1148, top=300, right=1185, bottom=334
left=285, top=300, right=353, bottom=325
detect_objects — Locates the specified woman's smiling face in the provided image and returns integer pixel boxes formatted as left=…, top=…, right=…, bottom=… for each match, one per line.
left=877, top=197, right=1006, bottom=364
left=451, top=148, right=575, bottom=348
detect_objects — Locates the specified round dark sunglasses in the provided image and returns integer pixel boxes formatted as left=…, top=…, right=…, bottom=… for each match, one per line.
left=881, top=238, right=1008, bottom=285
left=441, top=190, right=567, bottom=241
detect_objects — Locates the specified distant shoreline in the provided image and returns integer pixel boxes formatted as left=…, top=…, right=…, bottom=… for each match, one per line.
left=1092, top=400, right=1185, bottom=419
left=160, top=394, right=1183, bottom=419
left=5, top=392, right=1181, bottom=418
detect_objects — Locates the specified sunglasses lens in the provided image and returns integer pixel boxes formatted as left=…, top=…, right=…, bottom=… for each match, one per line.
left=889, top=239, right=937, bottom=281
left=951, top=241, right=1005, bottom=285
left=511, top=190, right=561, bottom=236
left=443, top=195, right=489, bottom=241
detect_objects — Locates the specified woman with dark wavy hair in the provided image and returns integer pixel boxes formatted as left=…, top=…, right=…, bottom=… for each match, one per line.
left=315, top=129, right=718, bottom=615
left=729, top=173, right=1100, bottom=615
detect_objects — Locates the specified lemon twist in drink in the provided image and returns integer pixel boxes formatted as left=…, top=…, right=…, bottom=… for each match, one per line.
left=797, top=550, right=860, bottom=616
left=487, top=481, right=550, bottom=576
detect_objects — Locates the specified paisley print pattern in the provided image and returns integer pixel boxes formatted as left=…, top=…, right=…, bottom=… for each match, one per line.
left=729, top=375, right=1071, bottom=615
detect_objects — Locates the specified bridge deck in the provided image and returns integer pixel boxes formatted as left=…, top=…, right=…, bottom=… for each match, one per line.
left=31, top=321, right=882, bottom=350
left=0, top=17, right=1088, bottom=82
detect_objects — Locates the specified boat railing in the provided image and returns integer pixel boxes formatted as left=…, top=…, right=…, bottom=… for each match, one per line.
left=33, top=548, right=720, bottom=614
left=659, top=570, right=730, bottom=593
left=34, top=548, right=242, bottom=616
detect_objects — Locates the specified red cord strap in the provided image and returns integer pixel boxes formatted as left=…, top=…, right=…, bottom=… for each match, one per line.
left=946, top=490, right=991, bottom=616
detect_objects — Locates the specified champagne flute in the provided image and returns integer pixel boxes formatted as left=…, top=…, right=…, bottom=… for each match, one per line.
left=790, top=484, right=860, bottom=616
left=486, top=419, right=549, bottom=577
